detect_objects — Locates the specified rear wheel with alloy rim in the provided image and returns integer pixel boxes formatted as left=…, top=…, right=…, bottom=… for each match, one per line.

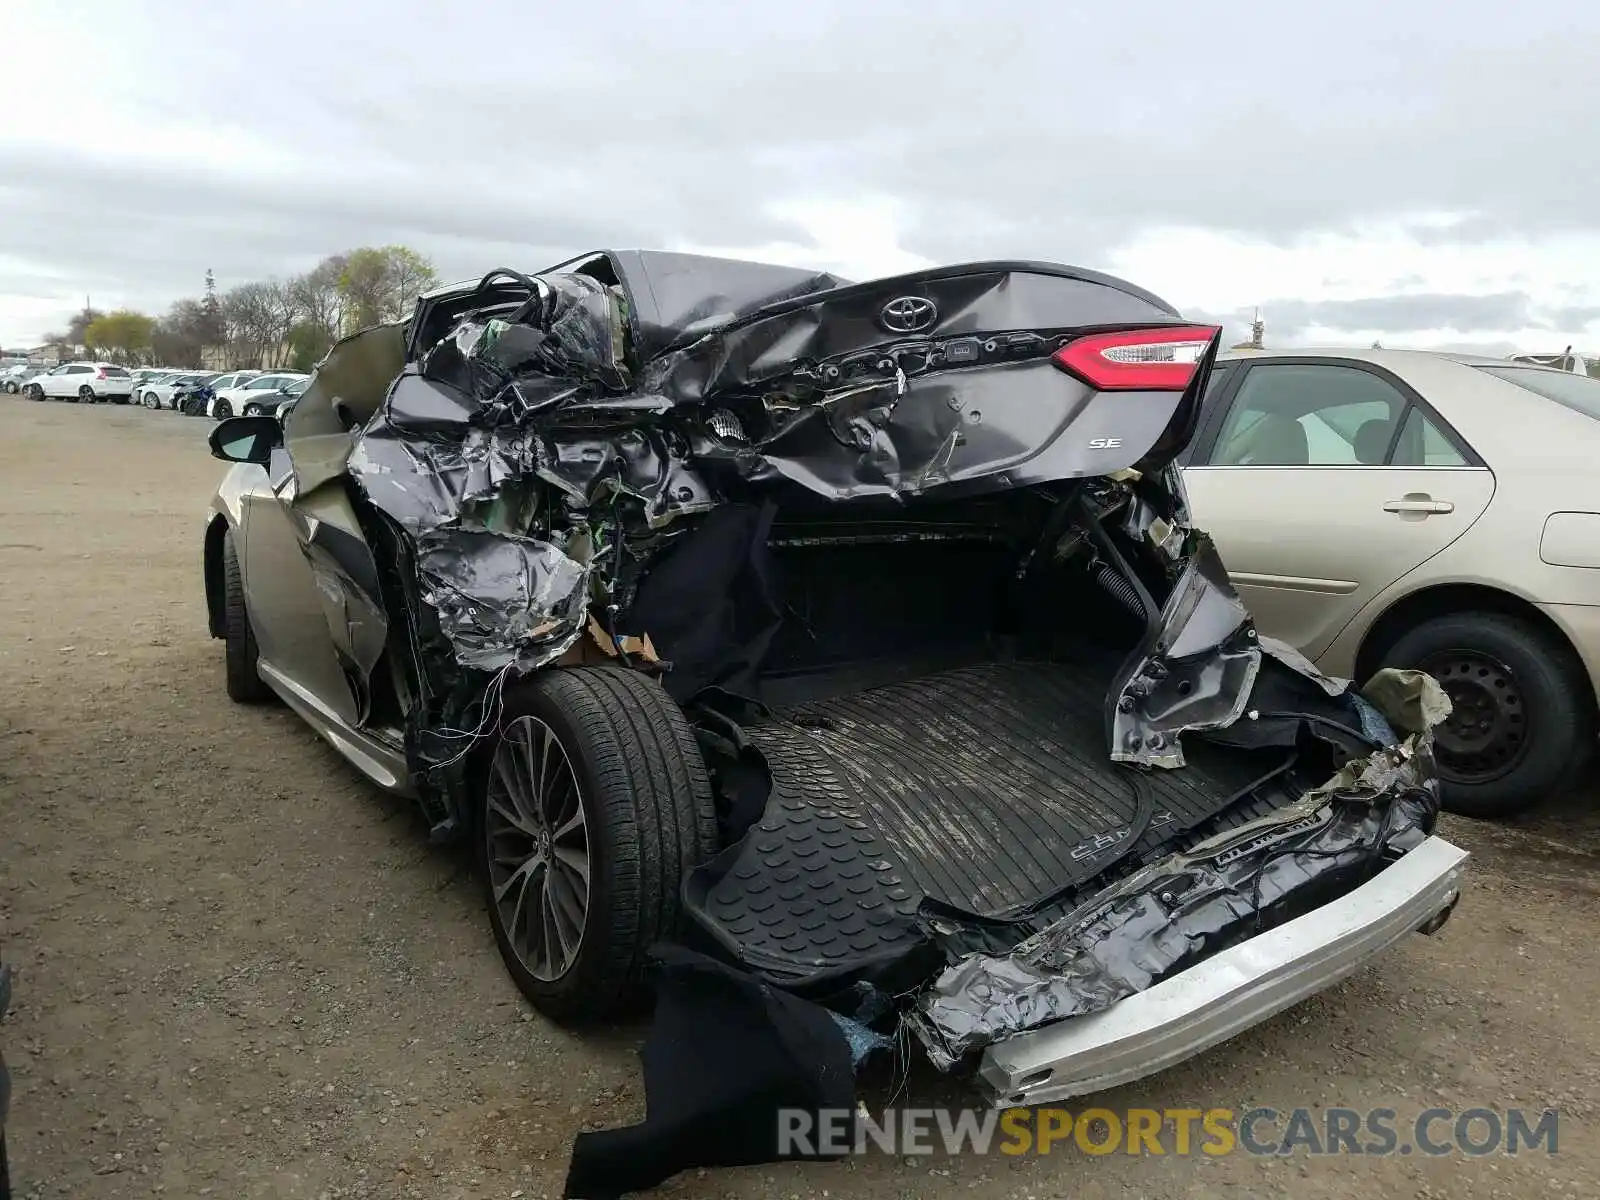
left=221, top=529, right=273, bottom=703
left=77, top=385, right=95, bottom=403
left=25, top=384, right=43, bottom=401
left=478, top=666, right=718, bottom=1022
left=1381, top=611, right=1592, bottom=818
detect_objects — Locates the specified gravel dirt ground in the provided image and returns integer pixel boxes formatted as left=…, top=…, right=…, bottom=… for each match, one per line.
left=1, top=397, right=1597, bottom=1199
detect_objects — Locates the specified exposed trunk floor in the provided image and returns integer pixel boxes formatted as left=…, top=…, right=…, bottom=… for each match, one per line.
left=685, top=660, right=1270, bottom=983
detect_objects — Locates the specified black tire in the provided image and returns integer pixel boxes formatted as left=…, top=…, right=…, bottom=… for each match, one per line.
left=77, top=385, right=95, bottom=403
left=243, top=403, right=262, bottom=417
left=1381, top=612, right=1593, bottom=818
left=478, top=666, right=718, bottom=1023
left=24, top=384, right=42, bottom=401
left=143, top=391, right=160, bottom=409
left=213, top=398, right=233, bottom=419
left=221, top=529, right=273, bottom=703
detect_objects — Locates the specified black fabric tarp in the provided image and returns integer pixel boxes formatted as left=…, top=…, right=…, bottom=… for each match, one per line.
left=563, top=945, right=856, bottom=1199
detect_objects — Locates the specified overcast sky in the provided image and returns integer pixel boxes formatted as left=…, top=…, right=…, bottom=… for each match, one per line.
left=3, top=0, right=1597, bottom=353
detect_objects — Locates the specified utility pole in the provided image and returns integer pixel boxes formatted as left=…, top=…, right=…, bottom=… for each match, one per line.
left=1249, top=307, right=1264, bottom=350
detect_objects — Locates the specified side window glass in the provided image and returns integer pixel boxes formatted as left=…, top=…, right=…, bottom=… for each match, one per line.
left=1210, top=364, right=1407, bottom=466
left=1392, top=406, right=1468, bottom=467
left=1202, top=365, right=1230, bottom=401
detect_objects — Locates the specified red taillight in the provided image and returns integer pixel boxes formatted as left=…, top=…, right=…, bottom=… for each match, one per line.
left=1051, top=325, right=1219, bottom=391
left=95, top=366, right=107, bottom=379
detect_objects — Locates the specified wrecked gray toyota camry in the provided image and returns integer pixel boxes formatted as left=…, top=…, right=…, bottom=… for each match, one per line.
left=203, top=251, right=1466, bottom=1192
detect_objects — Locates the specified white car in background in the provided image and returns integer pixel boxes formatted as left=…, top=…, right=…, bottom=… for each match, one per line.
left=140, top=371, right=212, bottom=410
left=21, top=362, right=135, bottom=403
left=1, top=364, right=37, bottom=394
left=132, top=370, right=181, bottom=405
left=208, top=372, right=308, bottom=419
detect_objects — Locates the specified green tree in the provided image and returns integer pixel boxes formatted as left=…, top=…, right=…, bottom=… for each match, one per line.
left=199, top=268, right=227, bottom=354
left=84, top=310, right=156, bottom=364
left=286, top=322, right=334, bottom=373
left=337, top=245, right=439, bottom=328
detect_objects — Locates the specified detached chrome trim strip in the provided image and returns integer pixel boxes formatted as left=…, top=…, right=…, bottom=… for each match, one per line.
left=977, top=835, right=1469, bottom=1107
left=257, top=660, right=416, bottom=796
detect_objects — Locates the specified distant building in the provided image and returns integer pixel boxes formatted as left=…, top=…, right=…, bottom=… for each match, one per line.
left=1510, top=347, right=1595, bottom=376
left=25, top=341, right=72, bottom=365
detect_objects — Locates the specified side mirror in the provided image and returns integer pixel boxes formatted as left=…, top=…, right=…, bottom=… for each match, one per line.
left=209, top=415, right=283, bottom=465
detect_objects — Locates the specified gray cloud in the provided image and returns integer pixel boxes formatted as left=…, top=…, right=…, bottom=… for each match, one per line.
left=1192, top=290, right=1599, bottom=349
left=4, top=0, right=1599, bottom=342
left=1271, top=292, right=1537, bottom=335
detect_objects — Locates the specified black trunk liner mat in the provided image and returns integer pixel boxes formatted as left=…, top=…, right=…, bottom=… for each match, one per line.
left=685, top=661, right=1267, bottom=983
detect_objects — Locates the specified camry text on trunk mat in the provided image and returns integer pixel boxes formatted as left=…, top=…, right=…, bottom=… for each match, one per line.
left=201, top=251, right=1467, bottom=1197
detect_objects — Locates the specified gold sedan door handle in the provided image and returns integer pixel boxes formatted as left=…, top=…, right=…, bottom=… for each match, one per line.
left=1383, top=495, right=1454, bottom=516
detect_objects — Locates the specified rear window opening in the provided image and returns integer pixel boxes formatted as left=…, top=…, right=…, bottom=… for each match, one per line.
left=1476, top=365, right=1600, bottom=421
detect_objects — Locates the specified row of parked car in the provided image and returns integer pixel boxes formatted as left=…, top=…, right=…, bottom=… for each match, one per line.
left=0, top=362, right=308, bottom=419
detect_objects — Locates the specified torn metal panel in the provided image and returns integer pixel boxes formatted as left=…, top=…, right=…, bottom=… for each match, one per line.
left=283, top=321, right=408, bottom=495
left=908, top=734, right=1445, bottom=1071
left=415, top=529, right=590, bottom=673
left=1108, top=532, right=1262, bottom=769
left=337, top=259, right=1211, bottom=680
left=540, top=248, right=851, bottom=361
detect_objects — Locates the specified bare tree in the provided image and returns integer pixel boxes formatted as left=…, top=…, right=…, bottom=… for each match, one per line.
left=222, top=282, right=282, bottom=368
left=289, top=255, right=350, bottom=343
left=259, top=279, right=298, bottom=367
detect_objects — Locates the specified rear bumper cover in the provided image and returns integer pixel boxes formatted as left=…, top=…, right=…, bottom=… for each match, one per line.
left=976, top=834, right=1467, bottom=1107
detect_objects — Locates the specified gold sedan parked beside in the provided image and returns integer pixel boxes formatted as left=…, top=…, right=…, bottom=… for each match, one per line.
left=1182, top=348, right=1600, bottom=817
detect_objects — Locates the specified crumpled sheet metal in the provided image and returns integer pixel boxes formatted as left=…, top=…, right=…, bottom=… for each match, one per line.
left=345, top=280, right=727, bottom=673
left=415, top=529, right=589, bottom=673
left=284, top=321, right=409, bottom=496
left=421, top=271, right=630, bottom=408
left=1108, top=533, right=1260, bottom=769
left=909, top=776, right=1440, bottom=1071
left=1104, top=479, right=1360, bottom=769
left=908, top=672, right=1451, bottom=1071
left=337, top=257, right=1203, bottom=675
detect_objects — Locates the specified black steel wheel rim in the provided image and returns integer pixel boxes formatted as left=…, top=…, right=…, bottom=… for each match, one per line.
left=1423, top=649, right=1529, bottom=783
left=485, top=715, right=591, bottom=982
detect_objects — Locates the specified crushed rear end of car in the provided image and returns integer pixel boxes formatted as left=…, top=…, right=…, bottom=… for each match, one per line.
left=276, top=252, right=1464, bottom=1194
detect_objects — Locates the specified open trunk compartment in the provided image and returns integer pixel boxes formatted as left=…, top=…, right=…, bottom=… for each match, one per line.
left=686, top=658, right=1287, bottom=985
